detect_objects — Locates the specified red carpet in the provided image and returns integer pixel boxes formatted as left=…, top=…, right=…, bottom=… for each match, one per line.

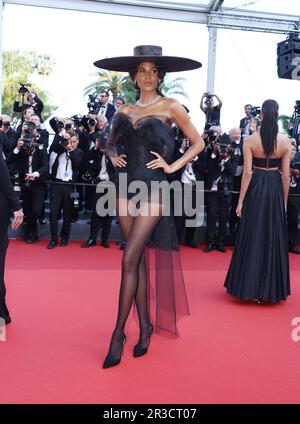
left=1, top=239, right=300, bottom=404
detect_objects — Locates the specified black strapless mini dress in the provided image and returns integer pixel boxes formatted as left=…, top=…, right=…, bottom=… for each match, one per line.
left=108, top=113, right=190, bottom=336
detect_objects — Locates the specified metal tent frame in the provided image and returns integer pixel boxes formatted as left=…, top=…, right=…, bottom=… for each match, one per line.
left=1, top=0, right=300, bottom=111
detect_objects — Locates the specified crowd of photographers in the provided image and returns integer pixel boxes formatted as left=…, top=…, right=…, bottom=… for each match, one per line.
left=1, top=87, right=300, bottom=253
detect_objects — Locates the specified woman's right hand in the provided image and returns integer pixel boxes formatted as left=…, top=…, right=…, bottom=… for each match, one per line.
left=11, top=209, right=24, bottom=230
left=111, top=154, right=127, bottom=168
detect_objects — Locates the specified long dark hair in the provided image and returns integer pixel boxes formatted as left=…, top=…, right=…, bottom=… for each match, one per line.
left=260, top=99, right=279, bottom=155
left=129, top=62, right=166, bottom=101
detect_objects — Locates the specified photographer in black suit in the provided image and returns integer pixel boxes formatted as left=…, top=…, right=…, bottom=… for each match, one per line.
left=48, top=131, right=84, bottom=249
left=200, top=92, right=222, bottom=130
left=98, top=91, right=116, bottom=123
left=13, top=89, right=44, bottom=123
left=173, top=130, right=206, bottom=248
left=0, top=135, right=23, bottom=324
left=204, top=137, right=237, bottom=253
left=6, top=134, right=48, bottom=243
left=81, top=123, right=114, bottom=248
left=0, top=115, right=18, bottom=159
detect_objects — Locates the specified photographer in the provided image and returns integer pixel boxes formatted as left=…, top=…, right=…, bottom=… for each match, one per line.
left=114, top=97, right=125, bottom=110
left=81, top=132, right=115, bottom=248
left=200, top=92, right=222, bottom=130
left=13, top=86, right=44, bottom=122
left=0, top=115, right=18, bottom=159
left=173, top=129, right=206, bottom=248
left=239, top=104, right=259, bottom=141
left=287, top=142, right=300, bottom=254
left=288, top=100, right=300, bottom=147
left=204, top=137, right=237, bottom=253
left=49, top=116, right=73, bottom=136
left=28, top=115, right=49, bottom=148
left=98, top=91, right=116, bottom=123
left=6, top=133, right=48, bottom=243
left=47, top=130, right=84, bottom=249
left=221, top=128, right=243, bottom=236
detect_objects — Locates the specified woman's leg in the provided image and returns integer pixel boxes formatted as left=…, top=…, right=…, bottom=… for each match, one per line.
left=104, top=198, right=163, bottom=362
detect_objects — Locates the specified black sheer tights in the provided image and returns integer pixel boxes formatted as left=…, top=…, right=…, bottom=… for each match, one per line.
left=105, top=197, right=164, bottom=360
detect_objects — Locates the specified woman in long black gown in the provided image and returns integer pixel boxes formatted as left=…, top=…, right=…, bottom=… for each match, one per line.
left=0, top=135, right=24, bottom=323
left=224, top=99, right=291, bottom=303
left=93, top=45, right=204, bottom=368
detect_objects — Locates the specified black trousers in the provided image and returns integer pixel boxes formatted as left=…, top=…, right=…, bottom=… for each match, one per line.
left=205, top=191, right=232, bottom=244
left=174, top=183, right=197, bottom=243
left=49, top=183, right=73, bottom=241
left=287, top=192, right=300, bottom=247
left=21, top=184, right=47, bottom=239
left=0, top=191, right=11, bottom=320
left=229, top=175, right=242, bottom=233
left=89, top=191, right=112, bottom=242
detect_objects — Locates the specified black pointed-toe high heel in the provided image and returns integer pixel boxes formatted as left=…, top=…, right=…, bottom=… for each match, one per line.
left=133, top=325, right=154, bottom=358
left=102, top=334, right=126, bottom=369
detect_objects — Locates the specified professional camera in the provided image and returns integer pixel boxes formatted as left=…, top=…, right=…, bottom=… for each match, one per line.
left=251, top=106, right=261, bottom=117
left=56, top=120, right=65, bottom=131
left=217, top=142, right=230, bottom=155
left=87, top=93, right=101, bottom=114
left=290, top=160, right=300, bottom=171
left=206, top=128, right=219, bottom=143
left=25, top=121, right=36, bottom=132
left=22, top=134, right=34, bottom=151
left=87, top=118, right=97, bottom=127
left=18, top=83, right=31, bottom=95
left=71, top=114, right=83, bottom=127
left=59, top=137, right=70, bottom=147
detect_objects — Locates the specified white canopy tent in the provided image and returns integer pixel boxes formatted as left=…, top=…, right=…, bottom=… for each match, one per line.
left=0, top=0, right=300, bottom=112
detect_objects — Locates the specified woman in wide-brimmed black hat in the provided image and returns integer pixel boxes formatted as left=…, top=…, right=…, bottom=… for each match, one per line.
left=95, top=45, right=205, bottom=369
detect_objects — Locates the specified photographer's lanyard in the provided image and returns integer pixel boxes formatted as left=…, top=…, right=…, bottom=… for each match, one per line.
left=28, top=154, right=33, bottom=174
left=64, top=152, right=71, bottom=179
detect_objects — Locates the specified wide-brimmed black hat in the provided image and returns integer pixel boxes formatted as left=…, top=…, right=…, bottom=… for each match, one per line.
left=94, top=45, right=202, bottom=73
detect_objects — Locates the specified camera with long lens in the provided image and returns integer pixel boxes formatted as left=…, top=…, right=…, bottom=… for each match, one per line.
left=205, top=128, right=219, bottom=143
left=87, top=93, right=101, bottom=114
left=25, top=121, right=36, bottom=132
left=291, top=160, right=300, bottom=171
left=59, top=137, right=70, bottom=147
left=87, top=118, right=97, bottom=127
left=71, top=115, right=83, bottom=127
left=21, top=134, right=34, bottom=151
left=18, top=83, right=31, bottom=95
left=65, top=123, right=73, bottom=131
left=218, top=142, right=230, bottom=155
left=251, top=106, right=261, bottom=117
left=56, top=120, right=65, bottom=131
